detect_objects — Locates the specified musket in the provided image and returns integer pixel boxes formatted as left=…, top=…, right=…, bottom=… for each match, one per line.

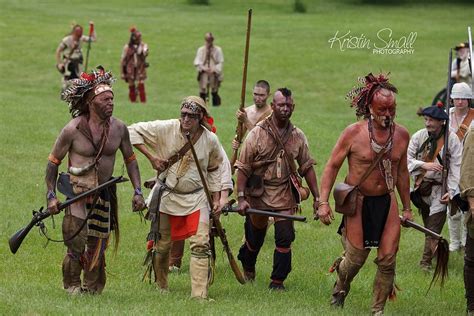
left=205, top=42, right=211, bottom=103
left=230, top=9, right=252, bottom=173
left=468, top=26, right=473, bottom=95
left=185, top=132, right=245, bottom=284
left=441, top=49, right=453, bottom=197
left=84, top=21, right=94, bottom=72
left=399, top=216, right=443, bottom=240
left=9, top=176, right=128, bottom=254
left=222, top=199, right=307, bottom=222
left=399, top=216, right=449, bottom=289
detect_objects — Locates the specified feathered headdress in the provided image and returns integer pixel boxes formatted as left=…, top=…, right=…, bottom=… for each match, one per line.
left=346, top=73, right=398, bottom=119
left=61, top=66, right=115, bottom=118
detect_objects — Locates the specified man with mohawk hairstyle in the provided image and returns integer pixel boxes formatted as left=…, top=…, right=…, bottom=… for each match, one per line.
left=318, top=73, right=412, bottom=315
left=46, top=67, right=145, bottom=294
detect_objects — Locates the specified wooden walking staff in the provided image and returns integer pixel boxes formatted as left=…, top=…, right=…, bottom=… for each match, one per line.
left=84, top=21, right=94, bottom=72
left=230, top=9, right=252, bottom=173
left=185, top=132, right=246, bottom=285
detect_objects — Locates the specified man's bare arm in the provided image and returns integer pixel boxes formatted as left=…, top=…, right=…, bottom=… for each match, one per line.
left=120, top=126, right=142, bottom=191
left=317, top=127, right=352, bottom=225
left=319, top=129, right=352, bottom=202
left=303, top=167, right=320, bottom=218
left=55, top=45, right=64, bottom=65
left=45, top=125, right=73, bottom=213
left=120, top=126, right=145, bottom=211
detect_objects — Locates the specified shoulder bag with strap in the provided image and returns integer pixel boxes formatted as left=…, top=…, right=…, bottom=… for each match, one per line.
left=333, top=147, right=387, bottom=217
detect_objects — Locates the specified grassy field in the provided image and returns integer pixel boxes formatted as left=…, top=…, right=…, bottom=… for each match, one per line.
left=1, top=0, right=473, bottom=314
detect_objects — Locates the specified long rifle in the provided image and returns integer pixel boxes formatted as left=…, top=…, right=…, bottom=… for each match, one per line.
left=222, top=200, right=307, bottom=222
left=230, top=9, right=252, bottom=173
left=9, top=176, right=127, bottom=254
left=205, top=44, right=211, bottom=103
left=84, top=21, right=94, bottom=72
left=441, top=49, right=453, bottom=197
left=468, top=26, right=473, bottom=95
left=185, top=132, right=245, bottom=284
left=399, top=216, right=449, bottom=289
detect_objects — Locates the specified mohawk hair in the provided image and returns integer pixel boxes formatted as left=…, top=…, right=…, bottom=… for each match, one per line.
left=346, top=73, right=398, bottom=119
left=277, top=87, right=292, bottom=98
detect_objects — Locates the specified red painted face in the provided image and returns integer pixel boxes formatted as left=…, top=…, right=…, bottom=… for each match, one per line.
left=73, top=26, right=83, bottom=39
left=369, top=89, right=396, bottom=128
left=90, top=91, right=114, bottom=120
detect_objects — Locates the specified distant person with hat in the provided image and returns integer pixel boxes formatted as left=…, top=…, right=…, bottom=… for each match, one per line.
left=407, top=103, right=462, bottom=271
left=447, top=82, right=474, bottom=251
left=194, top=32, right=224, bottom=106
left=451, top=42, right=472, bottom=86
left=121, top=27, right=149, bottom=103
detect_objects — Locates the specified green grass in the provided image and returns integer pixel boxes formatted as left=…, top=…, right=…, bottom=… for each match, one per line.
left=1, top=0, right=473, bottom=314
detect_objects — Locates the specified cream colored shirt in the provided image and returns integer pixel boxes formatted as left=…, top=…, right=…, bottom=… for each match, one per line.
left=451, top=58, right=472, bottom=86
left=194, top=45, right=224, bottom=75
left=128, top=119, right=223, bottom=216
left=407, top=128, right=462, bottom=202
left=58, top=35, right=94, bottom=61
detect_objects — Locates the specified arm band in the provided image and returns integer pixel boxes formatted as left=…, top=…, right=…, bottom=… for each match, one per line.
left=125, top=153, right=137, bottom=164
left=48, top=154, right=62, bottom=166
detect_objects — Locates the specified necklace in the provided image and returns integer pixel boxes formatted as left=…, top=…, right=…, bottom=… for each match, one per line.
left=368, top=118, right=394, bottom=179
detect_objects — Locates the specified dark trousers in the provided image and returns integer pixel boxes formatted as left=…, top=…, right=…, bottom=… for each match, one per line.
left=238, top=215, right=295, bottom=283
left=419, top=209, right=446, bottom=266
left=465, top=234, right=474, bottom=312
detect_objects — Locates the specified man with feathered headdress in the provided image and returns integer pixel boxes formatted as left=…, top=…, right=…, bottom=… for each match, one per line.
left=46, top=66, right=145, bottom=294
left=318, top=73, right=412, bottom=315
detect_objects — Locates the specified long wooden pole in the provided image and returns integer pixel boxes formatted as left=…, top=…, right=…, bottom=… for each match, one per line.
left=230, top=9, right=252, bottom=173
left=185, top=132, right=245, bottom=284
